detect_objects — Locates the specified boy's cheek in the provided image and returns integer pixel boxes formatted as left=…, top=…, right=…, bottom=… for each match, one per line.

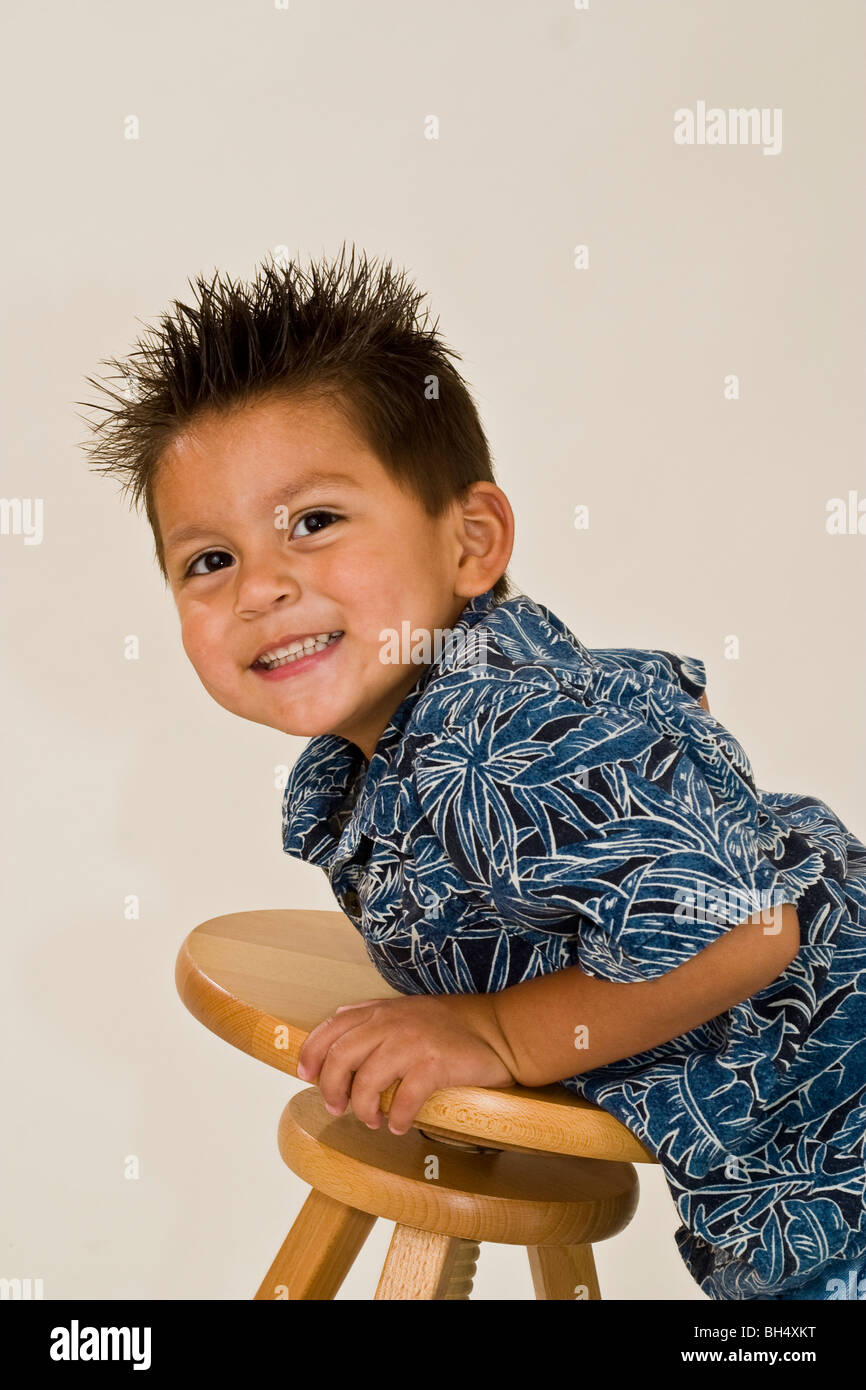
left=178, top=629, right=245, bottom=711
left=178, top=614, right=201, bottom=664
left=179, top=616, right=223, bottom=681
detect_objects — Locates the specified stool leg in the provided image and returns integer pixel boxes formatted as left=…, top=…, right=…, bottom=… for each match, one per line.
left=526, top=1244, right=602, bottom=1300
left=255, top=1188, right=376, bottom=1300
left=375, top=1226, right=481, bottom=1300
left=441, top=1238, right=481, bottom=1300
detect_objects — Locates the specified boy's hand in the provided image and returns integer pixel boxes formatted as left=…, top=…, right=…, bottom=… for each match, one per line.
left=295, top=992, right=518, bottom=1136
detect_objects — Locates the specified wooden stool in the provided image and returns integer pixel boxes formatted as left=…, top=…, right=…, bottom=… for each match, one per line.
left=176, top=909, right=658, bottom=1300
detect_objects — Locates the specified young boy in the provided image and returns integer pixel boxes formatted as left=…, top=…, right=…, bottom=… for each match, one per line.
left=81, top=246, right=866, bottom=1302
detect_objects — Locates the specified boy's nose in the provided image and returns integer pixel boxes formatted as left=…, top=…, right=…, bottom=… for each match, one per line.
left=232, top=557, right=303, bottom=616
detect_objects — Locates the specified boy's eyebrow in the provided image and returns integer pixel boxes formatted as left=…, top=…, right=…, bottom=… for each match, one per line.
left=163, top=469, right=360, bottom=551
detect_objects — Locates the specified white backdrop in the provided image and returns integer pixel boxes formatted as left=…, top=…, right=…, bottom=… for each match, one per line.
left=2, top=0, right=864, bottom=1301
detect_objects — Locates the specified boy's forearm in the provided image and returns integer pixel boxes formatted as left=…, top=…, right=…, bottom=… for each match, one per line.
left=483, top=906, right=800, bottom=1088
left=486, top=965, right=667, bottom=1088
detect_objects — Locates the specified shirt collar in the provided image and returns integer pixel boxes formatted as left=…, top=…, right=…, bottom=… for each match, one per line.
left=281, top=587, right=505, bottom=868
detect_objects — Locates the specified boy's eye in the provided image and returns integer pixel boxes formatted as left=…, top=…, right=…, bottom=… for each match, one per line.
left=291, top=509, right=340, bottom=539
left=185, top=549, right=234, bottom=578
left=183, top=511, right=341, bottom=577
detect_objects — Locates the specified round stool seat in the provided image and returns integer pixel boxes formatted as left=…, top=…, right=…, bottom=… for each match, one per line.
left=176, top=909, right=657, bottom=1163
left=279, top=1087, right=639, bottom=1247
left=177, top=909, right=656, bottom=1298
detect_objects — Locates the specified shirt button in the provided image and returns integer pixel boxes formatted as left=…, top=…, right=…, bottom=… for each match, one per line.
left=343, top=889, right=361, bottom=915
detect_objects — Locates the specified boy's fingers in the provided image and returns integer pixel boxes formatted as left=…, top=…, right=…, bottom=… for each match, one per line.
left=297, top=1010, right=369, bottom=1079
left=386, top=1060, right=441, bottom=1136
left=345, top=1047, right=401, bottom=1128
left=315, top=1026, right=381, bottom=1115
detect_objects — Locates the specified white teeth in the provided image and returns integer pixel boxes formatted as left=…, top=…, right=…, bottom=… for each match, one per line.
left=256, top=631, right=343, bottom=669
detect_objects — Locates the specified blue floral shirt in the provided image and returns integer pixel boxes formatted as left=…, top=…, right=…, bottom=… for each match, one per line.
left=281, top=587, right=866, bottom=1299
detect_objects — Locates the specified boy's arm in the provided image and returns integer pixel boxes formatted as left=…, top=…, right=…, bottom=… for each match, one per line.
left=478, top=902, right=800, bottom=1089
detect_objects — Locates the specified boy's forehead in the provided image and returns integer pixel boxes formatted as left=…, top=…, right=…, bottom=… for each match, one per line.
left=160, top=394, right=371, bottom=479
left=154, top=395, right=398, bottom=540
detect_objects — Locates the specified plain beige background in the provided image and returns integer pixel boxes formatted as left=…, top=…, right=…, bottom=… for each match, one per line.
left=2, top=0, right=864, bottom=1301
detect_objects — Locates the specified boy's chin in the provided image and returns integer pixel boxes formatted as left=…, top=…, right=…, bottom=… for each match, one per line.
left=203, top=676, right=359, bottom=742
left=249, top=703, right=348, bottom=741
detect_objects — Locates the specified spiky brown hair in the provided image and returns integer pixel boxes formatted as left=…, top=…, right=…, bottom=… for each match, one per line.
left=77, top=242, right=514, bottom=601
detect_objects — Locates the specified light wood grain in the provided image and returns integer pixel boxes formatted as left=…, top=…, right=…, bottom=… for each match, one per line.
left=374, top=1230, right=481, bottom=1300
left=527, top=1244, right=602, bottom=1300
left=254, top=1189, right=375, bottom=1300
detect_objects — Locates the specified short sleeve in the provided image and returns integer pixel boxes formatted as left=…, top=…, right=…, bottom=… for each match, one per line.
left=412, top=683, right=780, bottom=984
left=588, top=647, right=708, bottom=702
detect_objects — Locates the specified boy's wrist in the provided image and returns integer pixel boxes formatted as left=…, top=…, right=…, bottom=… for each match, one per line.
left=442, top=991, right=524, bottom=1086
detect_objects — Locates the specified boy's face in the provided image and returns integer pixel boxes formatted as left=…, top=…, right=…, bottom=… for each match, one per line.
left=154, top=394, right=482, bottom=760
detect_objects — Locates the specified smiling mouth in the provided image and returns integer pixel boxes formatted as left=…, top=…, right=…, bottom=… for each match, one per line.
left=252, top=631, right=344, bottom=670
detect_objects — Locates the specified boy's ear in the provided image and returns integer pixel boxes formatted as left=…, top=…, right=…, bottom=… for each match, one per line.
left=454, top=480, right=514, bottom=588
left=698, top=690, right=710, bottom=713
